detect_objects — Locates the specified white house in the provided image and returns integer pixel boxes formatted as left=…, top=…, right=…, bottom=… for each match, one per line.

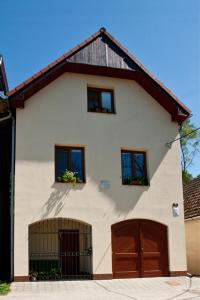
left=8, top=28, right=190, bottom=281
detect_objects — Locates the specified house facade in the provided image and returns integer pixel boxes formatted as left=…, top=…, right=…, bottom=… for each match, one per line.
left=8, top=28, right=190, bottom=281
left=184, top=177, right=200, bottom=275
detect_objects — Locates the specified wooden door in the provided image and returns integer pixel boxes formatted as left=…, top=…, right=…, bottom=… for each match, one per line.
left=140, top=220, right=168, bottom=277
left=59, top=230, right=80, bottom=276
left=112, top=220, right=169, bottom=278
left=112, top=220, right=141, bottom=278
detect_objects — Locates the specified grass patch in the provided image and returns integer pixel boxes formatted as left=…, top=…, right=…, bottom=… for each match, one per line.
left=0, top=282, right=10, bottom=296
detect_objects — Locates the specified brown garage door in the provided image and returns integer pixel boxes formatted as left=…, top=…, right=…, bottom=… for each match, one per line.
left=112, top=219, right=169, bottom=278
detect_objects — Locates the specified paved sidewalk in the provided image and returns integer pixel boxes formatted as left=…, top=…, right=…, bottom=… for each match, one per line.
left=1, top=277, right=200, bottom=300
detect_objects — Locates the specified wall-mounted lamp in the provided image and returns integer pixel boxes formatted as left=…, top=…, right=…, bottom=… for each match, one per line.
left=172, top=203, right=180, bottom=217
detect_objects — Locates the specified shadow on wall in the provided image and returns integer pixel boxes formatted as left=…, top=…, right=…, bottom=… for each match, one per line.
left=37, top=138, right=174, bottom=219
left=41, top=183, right=84, bottom=218
left=90, top=143, right=172, bottom=215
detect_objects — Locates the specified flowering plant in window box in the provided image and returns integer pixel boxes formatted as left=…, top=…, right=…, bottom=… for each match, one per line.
left=123, top=177, right=148, bottom=186
left=58, top=170, right=77, bottom=185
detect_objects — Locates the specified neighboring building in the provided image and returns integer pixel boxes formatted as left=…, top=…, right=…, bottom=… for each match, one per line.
left=184, top=177, right=200, bottom=275
left=8, top=28, right=190, bottom=281
left=0, top=55, right=13, bottom=281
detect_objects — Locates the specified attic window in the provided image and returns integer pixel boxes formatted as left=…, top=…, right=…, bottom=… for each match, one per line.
left=87, top=87, right=115, bottom=113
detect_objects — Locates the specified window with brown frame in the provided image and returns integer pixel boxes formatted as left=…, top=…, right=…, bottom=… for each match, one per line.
left=55, top=146, right=85, bottom=183
left=87, top=87, right=115, bottom=113
left=121, top=150, right=148, bottom=185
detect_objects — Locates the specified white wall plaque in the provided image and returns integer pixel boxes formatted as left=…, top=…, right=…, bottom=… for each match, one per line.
left=100, top=180, right=110, bottom=189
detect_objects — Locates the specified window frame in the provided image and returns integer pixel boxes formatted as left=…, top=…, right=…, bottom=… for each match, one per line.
left=55, top=145, right=86, bottom=183
left=121, top=149, right=148, bottom=186
left=87, top=87, right=115, bottom=114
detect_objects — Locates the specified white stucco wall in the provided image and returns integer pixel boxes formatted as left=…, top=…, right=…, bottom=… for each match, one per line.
left=14, top=73, right=186, bottom=277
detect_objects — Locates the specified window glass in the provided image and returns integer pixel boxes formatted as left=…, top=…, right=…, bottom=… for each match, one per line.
left=55, top=150, right=68, bottom=179
left=121, top=150, right=147, bottom=185
left=55, top=147, right=85, bottom=183
left=88, top=90, right=99, bottom=111
left=87, top=88, right=114, bottom=113
left=71, top=149, right=83, bottom=181
left=134, top=153, right=144, bottom=178
left=121, top=152, right=132, bottom=183
left=101, top=92, right=112, bottom=112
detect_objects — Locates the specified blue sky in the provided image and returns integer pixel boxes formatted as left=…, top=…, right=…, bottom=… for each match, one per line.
left=2, top=0, right=200, bottom=176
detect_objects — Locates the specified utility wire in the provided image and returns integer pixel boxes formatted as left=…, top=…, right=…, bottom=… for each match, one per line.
left=166, top=127, right=200, bottom=148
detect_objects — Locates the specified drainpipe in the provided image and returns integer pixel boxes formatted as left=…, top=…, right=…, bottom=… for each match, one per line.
left=0, top=93, right=15, bottom=281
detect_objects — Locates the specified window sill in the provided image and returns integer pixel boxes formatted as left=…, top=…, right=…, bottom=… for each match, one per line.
left=87, top=110, right=116, bottom=115
left=55, top=181, right=86, bottom=184
left=122, top=183, right=149, bottom=187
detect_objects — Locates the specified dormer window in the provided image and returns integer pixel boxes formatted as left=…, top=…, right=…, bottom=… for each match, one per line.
left=87, top=87, right=115, bottom=113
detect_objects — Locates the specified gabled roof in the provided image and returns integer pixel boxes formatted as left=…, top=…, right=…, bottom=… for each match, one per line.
left=7, top=27, right=190, bottom=122
left=184, top=177, right=200, bottom=219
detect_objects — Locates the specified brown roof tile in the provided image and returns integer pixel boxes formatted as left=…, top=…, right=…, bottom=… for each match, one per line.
left=183, top=177, right=200, bottom=219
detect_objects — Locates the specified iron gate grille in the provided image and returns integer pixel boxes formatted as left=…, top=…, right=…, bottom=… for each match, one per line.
left=29, top=219, right=92, bottom=280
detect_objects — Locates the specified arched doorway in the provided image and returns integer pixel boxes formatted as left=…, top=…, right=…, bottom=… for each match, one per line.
left=29, top=218, right=92, bottom=280
left=111, top=219, right=169, bottom=278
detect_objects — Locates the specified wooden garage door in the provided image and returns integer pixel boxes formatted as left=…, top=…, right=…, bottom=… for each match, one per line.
left=112, top=219, right=169, bottom=278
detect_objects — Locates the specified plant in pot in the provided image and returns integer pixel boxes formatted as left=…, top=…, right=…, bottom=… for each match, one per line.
left=49, top=268, right=61, bottom=280
left=95, top=107, right=102, bottom=112
left=131, top=176, right=148, bottom=185
left=29, top=271, right=38, bottom=281
left=37, top=271, right=49, bottom=280
left=58, top=170, right=77, bottom=185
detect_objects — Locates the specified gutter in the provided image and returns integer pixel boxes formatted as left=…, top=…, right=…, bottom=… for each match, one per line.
left=185, top=216, right=200, bottom=221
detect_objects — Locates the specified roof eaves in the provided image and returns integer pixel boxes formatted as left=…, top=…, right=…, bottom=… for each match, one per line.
left=7, top=27, right=191, bottom=117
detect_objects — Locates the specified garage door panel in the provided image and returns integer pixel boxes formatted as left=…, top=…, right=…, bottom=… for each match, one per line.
left=142, top=252, right=161, bottom=258
left=114, top=222, right=139, bottom=253
left=142, top=238, right=160, bottom=252
left=115, top=257, right=139, bottom=272
left=112, top=219, right=169, bottom=278
left=142, top=270, right=163, bottom=277
left=114, top=236, right=138, bottom=253
left=140, top=222, right=166, bottom=252
left=140, top=221, right=168, bottom=277
left=114, top=256, right=140, bottom=278
left=143, top=257, right=162, bottom=270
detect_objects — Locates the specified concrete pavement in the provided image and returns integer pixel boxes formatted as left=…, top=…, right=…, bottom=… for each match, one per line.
left=1, top=276, right=200, bottom=300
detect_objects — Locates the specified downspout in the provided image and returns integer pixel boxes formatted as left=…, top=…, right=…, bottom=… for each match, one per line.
left=0, top=94, right=15, bottom=281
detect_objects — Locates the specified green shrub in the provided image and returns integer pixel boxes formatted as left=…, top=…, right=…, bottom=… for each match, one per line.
left=0, top=282, right=10, bottom=295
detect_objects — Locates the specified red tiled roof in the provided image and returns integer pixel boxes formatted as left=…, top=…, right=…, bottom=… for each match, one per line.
left=184, top=177, right=200, bottom=219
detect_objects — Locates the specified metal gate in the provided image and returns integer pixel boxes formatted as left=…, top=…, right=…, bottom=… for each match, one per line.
left=29, top=218, right=92, bottom=280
